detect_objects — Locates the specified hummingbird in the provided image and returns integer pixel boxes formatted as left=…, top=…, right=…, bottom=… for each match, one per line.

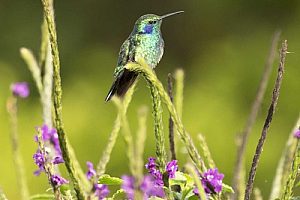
left=105, top=11, right=184, bottom=101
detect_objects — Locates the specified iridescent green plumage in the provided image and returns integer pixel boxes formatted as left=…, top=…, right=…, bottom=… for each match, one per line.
left=105, top=11, right=183, bottom=101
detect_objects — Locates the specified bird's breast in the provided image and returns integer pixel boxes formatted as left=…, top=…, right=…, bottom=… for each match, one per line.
left=134, top=34, right=164, bottom=69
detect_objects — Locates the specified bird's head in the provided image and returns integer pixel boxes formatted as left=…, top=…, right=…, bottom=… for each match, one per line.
left=132, top=11, right=184, bottom=35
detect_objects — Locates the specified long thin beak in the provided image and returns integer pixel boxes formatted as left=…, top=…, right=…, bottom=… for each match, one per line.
left=160, top=11, right=184, bottom=20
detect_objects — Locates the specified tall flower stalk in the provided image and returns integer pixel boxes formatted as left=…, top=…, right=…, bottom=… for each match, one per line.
left=40, top=0, right=85, bottom=198
left=232, top=31, right=281, bottom=200
left=6, top=95, right=30, bottom=200
left=244, top=40, right=288, bottom=200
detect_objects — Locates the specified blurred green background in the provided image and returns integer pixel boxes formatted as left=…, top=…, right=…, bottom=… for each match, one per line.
left=0, top=0, right=299, bottom=199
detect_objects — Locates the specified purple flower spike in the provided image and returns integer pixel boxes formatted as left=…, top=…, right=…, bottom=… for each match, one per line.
left=145, top=157, right=163, bottom=186
left=121, top=175, right=135, bottom=200
left=52, top=156, right=64, bottom=165
left=145, top=157, right=157, bottom=173
left=11, top=82, right=30, bottom=98
left=294, top=129, right=300, bottom=139
left=201, top=168, right=224, bottom=194
left=86, top=161, right=96, bottom=180
left=141, top=175, right=165, bottom=199
left=33, top=151, right=45, bottom=168
left=166, top=160, right=178, bottom=179
left=51, top=175, right=69, bottom=186
left=33, top=151, right=45, bottom=176
left=35, top=124, right=62, bottom=157
left=94, top=184, right=110, bottom=200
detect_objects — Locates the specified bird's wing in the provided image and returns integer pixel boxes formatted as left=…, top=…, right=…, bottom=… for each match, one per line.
left=114, top=34, right=140, bottom=76
left=114, top=39, right=130, bottom=77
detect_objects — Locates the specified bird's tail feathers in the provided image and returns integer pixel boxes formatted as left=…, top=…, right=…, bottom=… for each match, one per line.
left=105, top=69, right=138, bottom=102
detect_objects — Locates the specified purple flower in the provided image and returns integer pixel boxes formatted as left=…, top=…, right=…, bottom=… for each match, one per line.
left=52, top=156, right=64, bottom=165
left=93, top=184, right=110, bottom=200
left=51, top=175, right=69, bottom=186
left=140, top=175, right=165, bottom=199
left=86, top=161, right=96, bottom=180
left=145, top=157, right=157, bottom=173
left=33, top=151, right=46, bottom=176
left=35, top=125, right=62, bottom=156
left=294, top=129, right=300, bottom=138
left=201, top=168, right=224, bottom=194
left=166, top=160, right=178, bottom=179
left=193, top=187, right=199, bottom=196
left=121, top=175, right=135, bottom=199
left=145, top=157, right=163, bottom=186
left=11, top=82, right=30, bottom=98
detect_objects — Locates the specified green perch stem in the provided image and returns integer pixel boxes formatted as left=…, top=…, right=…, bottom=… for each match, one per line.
left=149, top=83, right=167, bottom=172
left=125, top=60, right=206, bottom=173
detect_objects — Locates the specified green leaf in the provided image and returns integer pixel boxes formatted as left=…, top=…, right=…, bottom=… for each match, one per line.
left=172, top=191, right=182, bottom=200
left=182, top=173, right=195, bottom=187
left=181, top=187, right=195, bottom=200
left=111, top=189, right=125, bottom=199
left=170, top=171, right=189, bottom=188
left=29, top=194, right=54, bottom=200
left=222, top=183, right=234, bottom=194
left=59, top=184, right=73, bottom=195
left=187, top=195, right=199, bottom=200
left=98, top=174, right=123, bottom=185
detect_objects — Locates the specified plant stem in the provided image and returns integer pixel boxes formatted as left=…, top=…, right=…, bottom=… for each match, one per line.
left=232, top=31, right=281, bottom=200
left=269, top=116, right=300, bottom=200
left=20, top=48, right=43, bottom=95
left=149, top=83, right=167, bottom=171
left=185, top=163, right=206, bottom=200
left=125, top=60, right=206, bottom=173
left=96, top=84, right=136, bottom=176
left=6, top=97, right=30, bottom=200
left=168, top=73, right=176, bottom=161
left=244, top=40, right=288, bottom=200
left=197, top=134, right=215, bottom=169
left=36, top=127, right=61, bottom=199
left=280, top=130, right=300, bottom=199
left=135, top=106, right=148, bottom=184
left=112, top=97, right=136, bottom=177
left=0, top=187, right=8, bottom=200
left=174, top=69, right=184, bottom=119
left=41, top=0, right=85, bottom=198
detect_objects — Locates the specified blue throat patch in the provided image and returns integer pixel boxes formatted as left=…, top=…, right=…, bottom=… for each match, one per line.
left=143, top=24, right=153, bottom=34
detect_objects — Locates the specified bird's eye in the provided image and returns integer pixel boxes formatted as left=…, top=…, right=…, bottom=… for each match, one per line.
left=148, top=20, right=156, bottom=24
